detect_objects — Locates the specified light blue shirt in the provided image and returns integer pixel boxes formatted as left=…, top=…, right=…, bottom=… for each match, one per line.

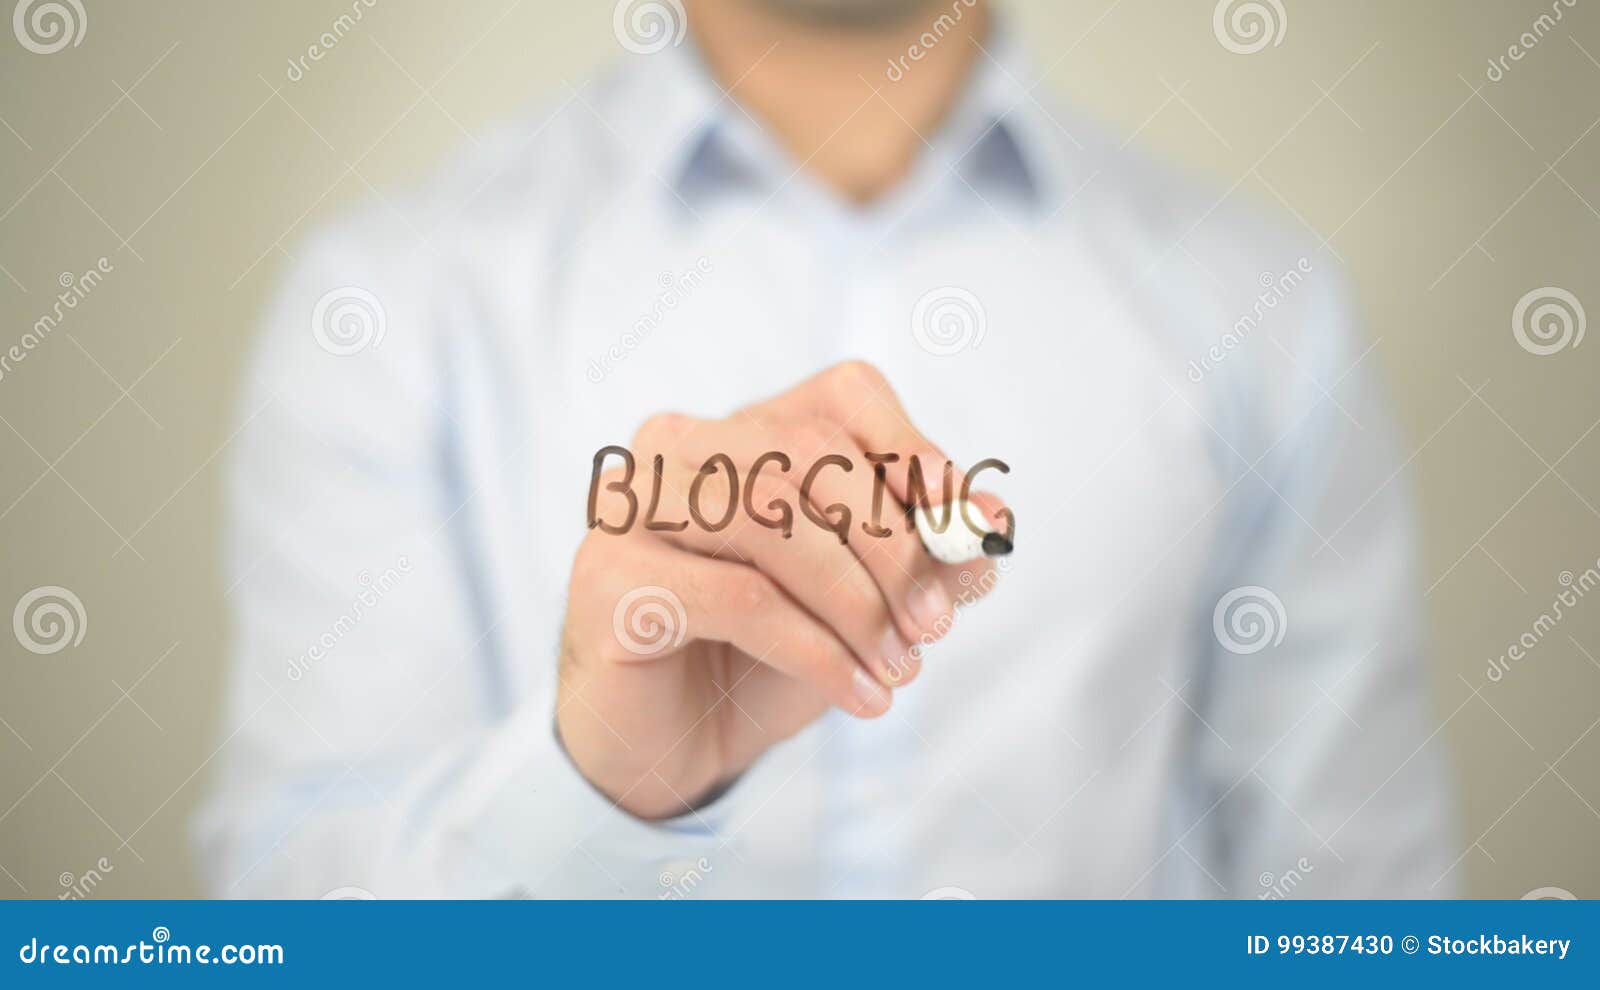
left=194, top=32, right=1454, bottom=898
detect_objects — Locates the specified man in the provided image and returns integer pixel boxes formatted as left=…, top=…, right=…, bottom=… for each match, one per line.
left=195, top=0, right=1454, bottom=897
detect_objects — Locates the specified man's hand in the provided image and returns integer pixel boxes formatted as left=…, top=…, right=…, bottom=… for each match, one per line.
left=556, top=361, right=1004, bottom=820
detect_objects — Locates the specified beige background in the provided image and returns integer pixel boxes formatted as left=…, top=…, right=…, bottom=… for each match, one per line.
left=1, top=0, right=1597, bottom=898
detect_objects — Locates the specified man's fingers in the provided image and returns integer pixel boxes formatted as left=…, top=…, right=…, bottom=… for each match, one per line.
left=580, top=537, right=892, bottom=718
left=758, top=361, right=948, bottom=507
left=639, top=456, right=912, bottom=692
left=611, top=387, right=1008, bottom=691
left=663, top=418, right=945, bottom=683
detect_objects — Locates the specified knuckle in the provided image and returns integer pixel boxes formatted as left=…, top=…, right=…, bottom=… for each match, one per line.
left=857, top=535, right=926, bottom=621
left=835, top=571, right=889, bottom=629
left=723, top=568, right=776, bottom=614
left=570, top=535, right=613, bottom=588
left=784, top=419, right=836, bottom=463
left=876, top=537, right=924, bottom=595
left=635, top=411, right=691, bottom=447
left=571, top=537, right=648, bottom=605
left=746, top=474, right=797, bottom=511
left=891, top=521, right=930, bottom=568
left=830, top=359, right=886, bottom=392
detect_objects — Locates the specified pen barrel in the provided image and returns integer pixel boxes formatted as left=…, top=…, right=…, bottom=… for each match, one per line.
left=913, top=499, right=994, bottom=565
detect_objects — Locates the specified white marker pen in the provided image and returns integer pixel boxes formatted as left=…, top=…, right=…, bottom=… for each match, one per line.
left=912, top=499, right=1014, bottom=565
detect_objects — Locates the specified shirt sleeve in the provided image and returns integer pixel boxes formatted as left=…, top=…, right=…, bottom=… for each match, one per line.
left=190, top=223, right=724, bottom=899
left=1169, top=266, right=1458, bottom=899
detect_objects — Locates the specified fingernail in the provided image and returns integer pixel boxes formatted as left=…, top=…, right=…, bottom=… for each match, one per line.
left=881, top=627, right=918, bottom=685
left=851, top=667, right=892, bottom=715
left=909, top=583, right=952, bottom=639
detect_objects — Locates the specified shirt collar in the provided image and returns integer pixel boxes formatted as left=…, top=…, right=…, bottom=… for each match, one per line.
left=620, top=23, right=1070, bottom=217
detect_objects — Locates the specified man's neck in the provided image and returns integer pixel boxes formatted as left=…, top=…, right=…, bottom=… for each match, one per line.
left=685, top=0, right=989, bottom=204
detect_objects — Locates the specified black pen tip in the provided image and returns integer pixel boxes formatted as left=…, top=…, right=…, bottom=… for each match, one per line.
left=982, top=532, right=1013, bottom=556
